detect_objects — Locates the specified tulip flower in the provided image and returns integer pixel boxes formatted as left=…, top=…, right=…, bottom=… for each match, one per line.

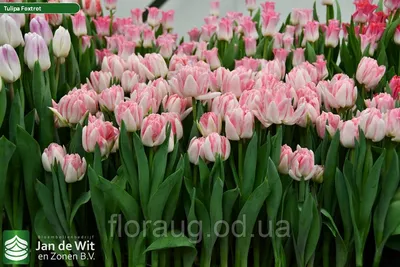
left=365, top=93, right=395, bottom=113
left=384, top=0, right=400, bottom=11
left=162, top=112, right=184, bottom=140
left=82, top=117, right=119, bottom=157
left=210, top=0, right=220, bottom=17
left=389, top=75, right=400, bottom=100
left=278, top=145, right=293, bottom=175
left=358, top=108, right=386, bottom=142
left=313, top=55, right=328, bottom=81
left=291, top=9, right=313, bottom=27
left=0, top=44, right=21, bottom=83
left=99, top=85, right=124, bottom=112
left=93, top=17, right=111, bottom=37
left=82, top=0, right=101, bottom=17
left=202, top=133, right=231, bottom=162
left=244, top=37, right=256, bottom=57
left=188, top=137, right=206, bottom=165
left=141, top=114, right=168, bottom=147
left=319, top=74, right=357, bottom=111
left=312, top=165, right=324, bottom=183
left=52, top=26, right=71, bottom=60
left=71, top=11, right=87, bottom=37
left=87, top=71, right=112, bottom=93
left=105, top=0, right=117, bottom=10
left=102, top=55, right=126, bottom=80
left=241, top=17, right=258, bottom=40
left=352, top=0, right=377, bottom=24
left=197, top=112, right=222, bottom=137
left=121, top=70, right=139, bottom=93
left=41, top=143, right=67, bottom=172
left=147, top=7, right=161, bottom=27
left=224, top=107, right=254, bottom=140
left=217, top=18, right=233, bottom=42
left=161, top=10, right=175, bottom=30
left=212, top=92, right=240, bottom=117
left=292, top=48, right=305, bottom=67
left=131, top=8, right=143, bottom=25
left=245, top=0, right=257, bottom=12
left=303, top=21, right=320, bottom=43
left=30, top=16, right=53, bottom=45
left=356, top=57, right=386, bottom=91
left=385, top=108, right=400, bottom=142
left=0, top=15, right=24, bottom=47
left=315, top=112, right=341, bottom=139
left=9, top=14, right=25, bottom=28
left=289, top=145, right=316, bottom=181
left=339, top=118, right=360, bottom=148
left=115, top=101, right=144, bottom=132
left=261, top=11, right=280, bottom=37
left=157, top=36, right=175, bottom=59
left=322, top=0, right=334, bottom=5
left=62, top=154, right=87, bottom=183
left=24, top=32, right=51, bottom=71
left=324, top=20, right=340, bottom=48
left=203, top=48, right=221, bottom=70
left=395, top=26, right=400, bottom=45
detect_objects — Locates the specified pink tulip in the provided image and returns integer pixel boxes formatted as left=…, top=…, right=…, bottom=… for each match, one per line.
left=115, top=101, right=144, bottom=132
left=395, top=25, right=400, bottom=45
left=261, top=11, right=280, bottom=37
left=147, top=7, right=161, bottom=27
left=324, top=20, right=340, bottom=48
left=358, top=108, right=386, bottom=142
left=339, top=118, right=360, bottom=148
left=210, top=0, right=220, bottom=17
left=128, top=53, right=168, bottom=81
left=24, top=32, right=51, bottom=71
left=99, top=85, right=125, bottom=112
left=217, top=18, right=233, bottom=41
left=9, top=13, right=25, bottom=28
left=131, top=8, right=143, bottom=25
left=157, top=36, right=175, bottom=59
left=212, top=92, right=240, bottom=117
left=353, top=0, right=377, bottom=24
left=274, top=48, right=290, bottom=62
left=221, top=67, right=255, bottom=97
left=104, top=0, right=117, bottom=10
left=0, top=15, right=24, bottom=47
left=188, top=27, right=201, bottom=42
left=141, top=114, right=168, bottom=147
left=291, top=9, right=313, bottom=27
left=319, top=74, right=357, bottom=111
left=82, top=117, right=119, bottom=157
left=81, top=36, right=92, bottom=53
left=385, top=108, right=400, bottom=142
left=365, top=93, right=395, bottom=113
left=241, top=17, right=258, bottom=39
left=123, top=25, right=141, bottom=45
left=105, top=35, right=123, bottom=53
left=236, top=57, right=261, bottom=72
left=197, top=112, right=222, bottom=137
left=203, top=48, right=221, bottom=70
left=200, top=24, right=217, bottom=42
left=93, top=17, right=111, bottom=37
left=296, top=93, right=321, bottom=127
left=313, top=55, right=328, bottom=81
left=389, top=76, right=400, bottom=100
left=384, top=0, right=400, bottom=11
left=289, top=145, right=316, bottom=181
left=244, top=37, right=256, bottom=57
left=118, top=41, right=135, bottom=61
left=303, top=21, right=320, bottom=43
left=203, top=133, right=231, bottom=162
left=162, top=94, right=190, bottom=117
left=224, top=107, right=254, bottom=140
left=278, top=145, right=293, bottom=175
left=315, top=112, right=341, bottom=139
left=130, top=84, right=160, bottom=113
left=285, top=64, right=315, bottom=90
left=292, top=48, right=305, bottom=67
left=246, top=0, right=257, bottom=11
left=95, top=49, right=113, bottom=66
left=62, top=154, right=87, bottom=183
left=41, top=143, right=67, bottom=172
left=87, top=71, right=112, bottom=93
left=161, top=112, right=184, bottom=140
left=71, top=11, right=87, bottom=37
left=82, top=0, right=101, bottom=17
left=101, top=55, right=126, bottom=80
left=188, top=137, right=206, bottom=165
left=161, top=10, right=174, bottom=30
left=143, top=27, right=155, bottom=48
left=30, top=16, right=53, bottom=45
left=356, top=57, right=386, bottom=91
left=121, top=70, right=139, bottom=93
left=0, top=44, right=21, bottom=83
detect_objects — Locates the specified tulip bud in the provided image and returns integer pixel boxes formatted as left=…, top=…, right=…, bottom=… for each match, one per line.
left=99, top=85, right=124, bottom=112
left=141, top=114, right=168, bottom=147
left=278, top=145, right=293, bottom=174
left=24, top=33, right=51, bottom=71
left=101, top=55, right=125, bottom=80
left=105, top=0, right=117, bottom=10
left=147, top=7, right=161, bottom=27
left=292, top=48, right=305, bottom=67
left=289, top=145, right=316, bottom=181
left=303, top=21, right=320, bottom=43
left=30, top=16, right=53, bottom=45
left=325, top=20, right=340, bottom=48
left=210, top=0, right=220, bottom=17
left=245, top=0, right=257, bottom=11
left=162, top=112, right=184, bottom=140
left=71, top=11, right=87, bottom=37
left=188, top=137, right=206, bottom=165
left=87, top=71, right=112, bottom=93
left=41, top=143, right=67, bottom=172
left=395, top=25, right=400, bottom=45
left=202, top=133, right=231, bottom=162
left=53, top=26, right=71, bottom=60
left=225, top=107, right=254, bottom=140
left=0, top=44, right=21, bottom=83
left=322, top=0, right=334, bottom=5
left=197, top=112, right=222, bottom=137
left=62, top=154, right=87, bottom=183
left=115, top=100, right=144, bottom=132
left=365, top=93, right=395, bottom=113
left=217, top=18, right=233, bottom=42
left=81, top=35, right=92, bottom=53
left=82, top=118, right=119, bottom=157
left=356, top=57, right=386, bottom=91
left=82, top=0, right=101, bottom=17
left=315, top=112, right=341, bottom=139
left=121, top=70, right=139, bottom=93
left=358, top=108, right=386, bottom=142
left=244, top=37, right=256, bottom=57
left=339, top=118, right=360, bottom=148
left=131, top=8, right=143, bottom=25
left=161, top=10, right=174, bottom=30
left=312, top=165, right=324, bottom=183
left=203, top=48, right=221, bottom=70
left=0, top=15, right=24, bottom=47
left=390, top=75, right=400, bottom=100
left=385, top=108, right=400, bottom=142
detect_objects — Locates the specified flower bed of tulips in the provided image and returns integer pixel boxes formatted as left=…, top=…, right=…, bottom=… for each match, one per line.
left=1, top=0, right=400, bottom=266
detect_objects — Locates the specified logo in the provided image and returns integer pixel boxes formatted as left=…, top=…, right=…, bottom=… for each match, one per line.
left=3, top=231, right=30, bottom=265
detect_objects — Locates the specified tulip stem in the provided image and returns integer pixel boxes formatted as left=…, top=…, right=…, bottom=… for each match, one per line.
left=54, top=59, right=61, bottom=99
left=8, top=82, right=14, bottom=102
left=238, top=140, right=244, bottom=181
left=192, top=98, right=197, bottom=121
left=109, top=10, right=114, bottom=36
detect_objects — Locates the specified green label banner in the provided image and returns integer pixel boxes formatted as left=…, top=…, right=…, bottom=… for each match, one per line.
left=0, top=3, right=80, bottom=14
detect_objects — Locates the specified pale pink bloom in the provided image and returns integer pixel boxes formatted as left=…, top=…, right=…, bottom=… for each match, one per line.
left=395, top=25, right=400, bottom=45
left=244, top=37, right=257, bottom=57
left=254, top=74, right=281, bottom=92
left=210, top=0, right=220, bottom=17
left=360, top=34, right=378, bottom=56
left=87, top=71, right=112, bottom=93
left=143, top=27, right=155, bottom=48
left=286, top=65, right=313, bottom=90
left=71, top=11, right=87, bottom=37
left=384, top=0, right=400, bottom=11
left=226, top=12, right=243, bottom=22
left=52, top=26, right=71, bottom=60
left=358, top=108, right=386, bottom=142
left=221, top=67, right=255, bottom=97
left=318, top=74, right=357, bottom=111
left=353, top=0, right=377, bottom=24
left=289, top=145, right=316, bottom=181
left=324, top=19, right=340, bottom=48
left=209, top=67, right=231, bottom=92
left=241, top=17, right=258, bottom=39
left=356, top=57, right=386, bottom=91
left=195, top=41, right=208, bottom=60
left=115, top=101, right=144, bottom=132
left=315, top=112, right=341, bottom=139
left=0, top=44, right=21, bottom=83
left=162, top=94, right=191, bottom=118
left=81, top=36, right=92, bottom=53
left=261, top=1, right=275, bottom=12
left=127, top=53, right=168, bottom=81
left=24, top=32, right=50, bottom=71
left=239, top=89, right=263, bottom=111
left=157, top=35, right=175, bottom=59
left=313, top=55, right=328, bottom=81
left=104, top=0, right=117, bottom=10
left=169, top=65, right=218, bottom=100
left=105, top=35, right=123, bottom=53
left=212, top=92, right=240, bottom=117
left=225, top=107, right=254, bottom=140
left=217, top=18, right=233, bottom=41
left=30, top=16, right=53, bottom=45
left=130, top=84, right=160, bottom=113
left=114, top=18, right=133, bottom=35
left=385, top=108, right=400, bottom=142
left=124, top=25, right=142, bottom=45
left=389, top=76, right=400, bottom=100
left=200, top=24, right=217, bottom=42
left=150, top=77, right=170, bottom=101
left=273, top=48, right=290, bottom=62
left=278, top=145, right=293, bottom=175
left=283, top=35, right=294, bottom=50
left=204, top=15, right=219, bottom=26
left=99, top=85, right=124, bottom=112
left=273, top=33, right=283, bottom=49
left=42, top=143, right=67, bottom=172
left=177, top=42, right=196, bottom=55
left=296, top=91, right=321, bottom=127
left=198, top=112, right=222, bottom=136
left=131, top=8, right=143, bottom=25
left=292, top=48, right=305, bottom=67
left=68, top=87, right=98, bottom=114
left=259, top=59, right=285, bottom=80
left=291, top=8, right=313, bottom=27
left=141, top=114, right=168, bottom=147
left=188, top=137, right=206, bottom=165
left=161, top=10, right=174, bottom=30
left=339, top=118, right=360, bottom=148
left=162, top=112, right=184, bottom=140
left=118, top=41, right=135, bottom=61
left=147, top=7, right=161, bottom=27
left=203, top=48, right=221, bottom=70
left=82, top=117, right=119, bottom=156
left=365, top=93, right=395, bottom=113
left=95, top=49, right=113, bottom=66
left=93, top=17, right=111, bottom=37
left=203, top=133, right=231, bottom=162
left=82, top=0, right=101, bottom=17
left=235, top=57, right=260, bottom=71
left=121, top=70, right=139, bottom=93
left=8, top=13, right=25, bottom=28
left=188, top=27, right=201, bottom=42
left=101, top=55, right=126, bottom=80
left=169, top=54, right=198, bottom=71
left=246, top=0, right=257, bottom=11
left=303, top=21, right=319, bottom=43
left=62, top=154, right=87, bottom=183
left=50, top=94, right=88, bottom=127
